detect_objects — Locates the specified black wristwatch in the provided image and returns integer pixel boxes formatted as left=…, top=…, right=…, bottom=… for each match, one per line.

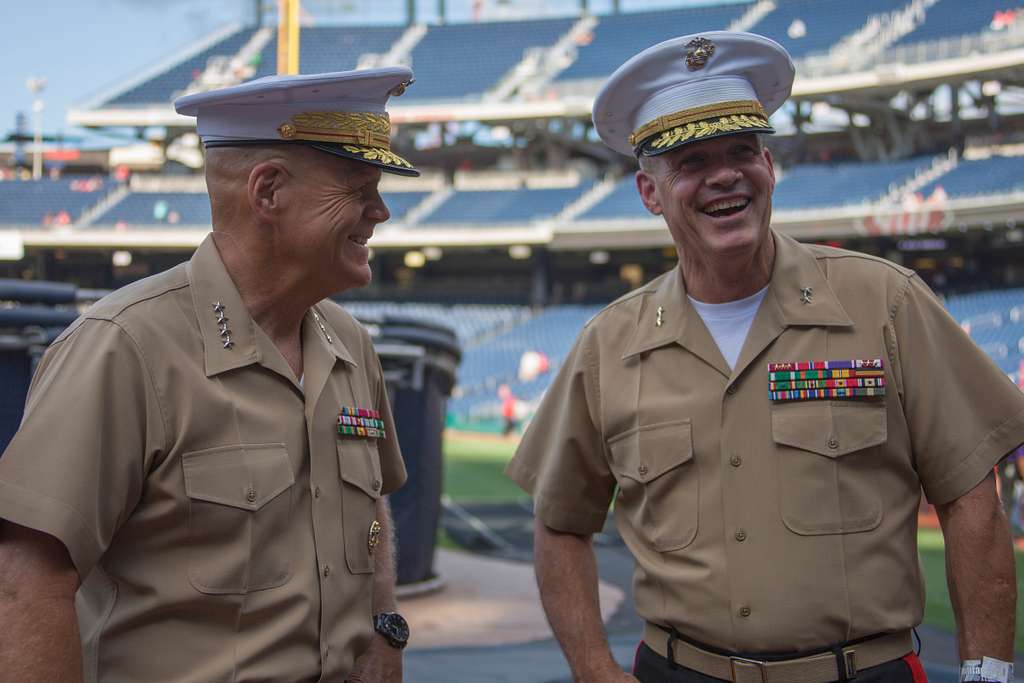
left=373, top=612, right=409, bottom=650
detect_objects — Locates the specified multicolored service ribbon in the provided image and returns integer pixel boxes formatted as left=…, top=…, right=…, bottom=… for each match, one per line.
left=768, top=359, right=886, bottom=402
left=338, top=406, right=386, bottom=439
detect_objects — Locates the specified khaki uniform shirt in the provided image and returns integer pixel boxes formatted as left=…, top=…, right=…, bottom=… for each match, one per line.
left=0, top=235, right=406, bottom=682
left=507, top=231, right=1024, bottom=654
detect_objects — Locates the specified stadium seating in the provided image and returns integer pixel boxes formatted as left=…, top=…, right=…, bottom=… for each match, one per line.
left=944, top=287, right=1024, bottom=374
left=449, top=304, right=601, bottom=419
left=381, top=191, right=430, bottom=222
left=772, top=156, right=933, bottom=209
left=339, top=301, right=528, bottom=344
left=94, top=192, right=211, bottom=227
left=917, top=155, right=1024, bottom=198
left=555, top=4, right=751, bottom=82
left=106, top=29, right=254, bottom=106
left=747, top=0, right=904, bottom=58
left=0, top=177, right=108, bottom=226
left=250, top=26, right=408, bottom=81
left=420, top=183, right=593, bottom=225
left=894, top=0, right=1013, bottom=46
left=578, top=177, right=646, bottom=220
left=403, top=17, right=576, bottom=100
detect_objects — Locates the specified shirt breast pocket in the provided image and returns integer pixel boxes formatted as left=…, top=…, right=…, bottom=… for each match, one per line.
left=182, top=443, right=295, bottom=594
left=772, top=402, right=886, bottom=535
left=338, top=439, right=383, bottom=575
left=608, top=419, right=698, bottom=552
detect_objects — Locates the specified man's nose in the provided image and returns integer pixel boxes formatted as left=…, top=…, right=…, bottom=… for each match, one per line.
left=706, top=163, right=742, bottom=187
left=368, top=193, right=390, bottom=223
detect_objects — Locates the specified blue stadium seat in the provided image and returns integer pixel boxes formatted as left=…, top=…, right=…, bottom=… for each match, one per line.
left=340, top=302, right=527, bottom=345
left=382, top=191, right=429, bottom=222
left=0, top=177, right=109, bottom=227
left=250, top=26, right=408, bottom=81
left=449, top=304, right=602, bottom=419
left=747, top=0, right=903, bottom=58
left=917, top=155, right=1024, bottom=198
left=579, top=177, right=646, bottom=220
left=945, top=287, right=1024, bottom=374
left=94, top=192, right=211, bottom=227
left=556, top=4, right=750, bottom=82
left=772, top=157, right=933, bottom=209
left=403, top=18, right=576, bottom=100
left=420, top=183, right=592, bottom=225
left=106, top=29, right=254, bottom=105
left=895, top=0, right=1013, bottom=46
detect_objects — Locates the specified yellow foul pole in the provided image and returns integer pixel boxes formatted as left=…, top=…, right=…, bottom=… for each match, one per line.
left=277, top=0, right=301, bottom=75
left=288, top=0, right=300, bottom=74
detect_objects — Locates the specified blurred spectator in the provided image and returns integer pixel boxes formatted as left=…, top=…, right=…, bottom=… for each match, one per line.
left=55, top=209, right=71, bottom=225
left=153, top=199, right=169, bottom=222
left=499, top=384, right=517, bottom=436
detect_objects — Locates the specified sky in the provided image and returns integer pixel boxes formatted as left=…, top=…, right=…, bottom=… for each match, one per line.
left=1, top=0, right=736, bottom=147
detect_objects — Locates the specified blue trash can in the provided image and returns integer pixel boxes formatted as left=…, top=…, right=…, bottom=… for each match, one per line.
left=0, top=280, right=81, bottom=454
left=359, top=315, right=461, bottom=587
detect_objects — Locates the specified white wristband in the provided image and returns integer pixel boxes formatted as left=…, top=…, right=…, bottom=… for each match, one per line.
left=960, top=657, right=1015, bottom=683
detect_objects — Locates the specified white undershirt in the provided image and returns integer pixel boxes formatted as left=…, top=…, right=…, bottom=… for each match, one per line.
left=688, top=286, right=769, bottom=370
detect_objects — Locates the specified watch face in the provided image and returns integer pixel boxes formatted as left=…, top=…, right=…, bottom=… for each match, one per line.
left=377, top=612, right=409, bottom=645
left=386, top=613, right=409, bottom=641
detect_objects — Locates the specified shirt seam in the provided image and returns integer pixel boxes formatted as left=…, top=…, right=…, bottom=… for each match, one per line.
left=104, top=319, right=172, bottom=463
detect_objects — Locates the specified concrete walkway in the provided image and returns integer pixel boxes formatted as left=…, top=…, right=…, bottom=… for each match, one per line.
left=398, top=502, right=1021, bottom=682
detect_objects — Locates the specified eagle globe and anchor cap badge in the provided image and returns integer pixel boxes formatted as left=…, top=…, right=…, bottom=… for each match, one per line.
left=685, top=36, right=715, bottom=70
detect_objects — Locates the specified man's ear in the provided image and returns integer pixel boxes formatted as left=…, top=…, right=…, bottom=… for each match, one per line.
left=635, top=167, right=662, bottom=216
left=763, top=146, right=776, bottom=186
left=247, top=160, right=288, bottom=220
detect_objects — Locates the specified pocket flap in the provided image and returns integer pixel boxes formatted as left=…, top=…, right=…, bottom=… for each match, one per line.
left=183, top=444, right=294, bottom=511
left=608, top=419, right=694, bottom=483
left=772, top=403, right=886, bottom=457
left=338, top=440, right=383, bottom=498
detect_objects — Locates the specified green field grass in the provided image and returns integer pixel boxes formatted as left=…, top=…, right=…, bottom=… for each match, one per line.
left=442, top=433, right=524, bottom=503
left=442, top=431, right=1024, bottom=651
left=918, top=528, right=1024, bottom=652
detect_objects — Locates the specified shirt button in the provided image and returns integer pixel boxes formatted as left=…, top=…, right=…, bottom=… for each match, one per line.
left=245, top=487, right=257, bottom=503
left=638, top=464, right=649, bottom=476
left=729, top=455, right=742, bottom=467
left=827, top=436, right=839, bottom=450
left=372, top=479, right=381, bottom=491
left=726, top=385, right=738, bottom=395
left=323, top=565, right=331, bottom=577
left=739, top=606, right=752, bottom=618
left=735, top=529, right=747, bottom=542
left=313, top=486, right=321, bottom=498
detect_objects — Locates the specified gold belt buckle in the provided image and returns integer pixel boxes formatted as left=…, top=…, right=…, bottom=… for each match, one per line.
left=729, top=656, right=769, bottom=683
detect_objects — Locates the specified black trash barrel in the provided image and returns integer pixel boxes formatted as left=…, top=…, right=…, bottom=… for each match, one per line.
left=0, top=280, right=82, bottom=453
left=358, top=314, right=461, bottom=587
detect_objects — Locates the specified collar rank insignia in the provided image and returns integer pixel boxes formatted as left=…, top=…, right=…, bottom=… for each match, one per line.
left=768, top=358, right=885, bottom=402
left=338, top=405, right=386, bottom=439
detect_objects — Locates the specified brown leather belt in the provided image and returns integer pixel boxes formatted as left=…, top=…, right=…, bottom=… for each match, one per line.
left=642, top=623, right=914, bottom=683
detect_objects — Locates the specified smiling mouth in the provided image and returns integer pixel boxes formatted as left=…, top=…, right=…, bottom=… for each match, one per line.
left=348, top=235, right=370, bottom=246
left=701, top=198, right=750, bottom=217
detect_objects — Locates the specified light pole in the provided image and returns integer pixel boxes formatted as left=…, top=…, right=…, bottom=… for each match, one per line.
left=26, top=77, right=46, bottom=180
